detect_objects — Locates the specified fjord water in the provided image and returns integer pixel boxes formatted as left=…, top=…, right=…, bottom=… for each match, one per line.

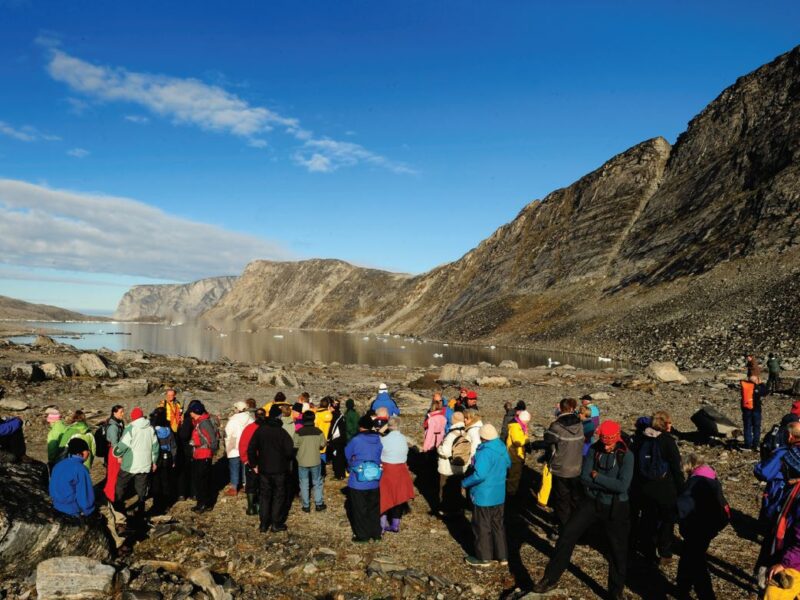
left=8, top=321, right=623, bottom=370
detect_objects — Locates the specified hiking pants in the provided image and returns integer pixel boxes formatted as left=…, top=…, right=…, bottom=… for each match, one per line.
left=228, top=456, right=243, bottom=489
left=330, top=437, right=348, bottom=479
left=177, top=443, right=194, bottom=499
left=438, top=473, right=464, bottom=513
left=259, top=472, right=288, bottom=528
left=115, top=471, right=150, bottom=509
left=473, top=503, right=507, bottom=561
left=298, top=464, right=324, bottom=508
left=507, top=458, right=523, bottom=496
left=544, top=498, right=630, bottom=597
left=192, top=458, right=213, bottom=508
left=0, top=427, right=26, bottom=462
left=768, top=373, right=780, bottom=395
left=743, top=409, right=762, bottom=449
left=347, top=487, right=381, bottom=541
left=676, top=534, right=714, bottom=600
left=551, top=475, right=583, bottom=529
left=639, top=495, right=676, bottom=559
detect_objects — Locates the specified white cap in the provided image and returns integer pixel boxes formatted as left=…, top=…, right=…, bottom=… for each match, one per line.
left=379, top=383, right=388, bottom=391
left=518, top=410, right=531, bottom=423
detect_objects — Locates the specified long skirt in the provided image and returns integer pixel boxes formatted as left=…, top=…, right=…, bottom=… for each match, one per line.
left=380, top=462, right=415, bottom=515
left=103, top=447, right=121, bottom=502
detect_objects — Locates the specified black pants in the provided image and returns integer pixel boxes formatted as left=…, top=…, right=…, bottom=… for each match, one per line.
left=438, top=473, right=464, bottom=512
left=244, top=465, right=259, bottom=496
left=115, top=471, right=150, bottom=513
left=638, top=495, right=676, bottom=559
left=151, top=453, right=175, bottom=512
left=0, top=427, right=26, bottom=462
left=192, top=458, right=213, bottom=508
left=259, top=472, right=288, bottom=528
left=347, top=487, right=381, bottom=541
left=544, top=498, right=630, bottom=597
left=473, top=504, right=507, bottom=561
left=330, top=438, right=348, bottom=479
left=551, top=475, right=583, bottom=529
left=768, top=373, right=780, bottom=394
left=676, top=534, right=714, bottom=599
left=177, top=444, right=194, bottom=499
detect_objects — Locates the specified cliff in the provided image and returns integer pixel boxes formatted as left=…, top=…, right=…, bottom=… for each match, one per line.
left=0, top=295, right=101, bottom=322
left=113, top=276, right=237, bottom=322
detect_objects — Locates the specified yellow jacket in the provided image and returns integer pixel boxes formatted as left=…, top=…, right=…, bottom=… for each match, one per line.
left=506, top=421, right=527, bottom=462
left=315, top=409, right=333, bottom=449
left=159, top=398, right=182, bottom=433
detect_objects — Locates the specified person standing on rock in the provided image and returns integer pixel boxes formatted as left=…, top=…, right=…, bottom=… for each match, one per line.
left=461, top=423, right=511, bottom=567
left=506, top=410, right=531, bottom=496
left=247, top=405, right=294, bottom=532
left=45, top=409, right=66, bottom=469
left=188, top=402, right=220, bottom=513
left=379, top=416, right=415, bottom=533
left=741, top=375, right=767, bottom=450
left=224, top=401, right=254, bottom=496
left=102, top=405, right=126, bottom=504
left=533, top=420, right=634, bottom=599
left=158, top=389, right=182, bottom=433
left=370, top=383, right=400, bottom=417
left=239, top=408, right=266, bottom=516
left=114, top=407, right=158, bottom=520
left=345, top=415, right=384, bottom=542
left=436, top=411, right=469, bottom=516
left=768, top=354, right=783, bottom=395
left=293, top=410, right=327, bottom=513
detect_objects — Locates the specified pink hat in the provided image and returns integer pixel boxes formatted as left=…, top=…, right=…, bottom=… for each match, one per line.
left=46, top=411, right=61, bottom=423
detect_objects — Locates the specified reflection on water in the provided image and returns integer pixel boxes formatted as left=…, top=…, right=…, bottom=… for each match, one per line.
left=6, top=321, right=624, bottom=370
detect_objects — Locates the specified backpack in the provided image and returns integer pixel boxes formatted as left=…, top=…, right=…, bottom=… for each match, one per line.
left=638, top=436, right=669, bottom=480
left=207, top=415, right=221, bottom=454
left=761, top=423, right=787, bottom=462
left=353, top=460, right=382, bottom=482
left=450, top=431, right=472, bottom=467
left=94, top=420, right=110, bottom=460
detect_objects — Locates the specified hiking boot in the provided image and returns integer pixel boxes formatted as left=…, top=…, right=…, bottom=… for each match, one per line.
left=380, top=514, right=389, bottom=532
left=496, top=559, right=509, bottom=567
left=315, top=503, right=327, bottom=512
left=351, top=536, right=369, bottom=544
left=271, top=524, right=288, bottom=533
left=532, top=577, right=558, bottom=593
left=224, top=486, right=238, bottom=497
left=190, top=504, right=206, bottom=513
left=259, top=522, right=271, bottom=533
left=302, top=505, right=311, bottom=513
left=464, top=556, right=492, bottom=568
left=388, top=518, right=400, bottom=533
left=245, top=494, right=257, bottom=515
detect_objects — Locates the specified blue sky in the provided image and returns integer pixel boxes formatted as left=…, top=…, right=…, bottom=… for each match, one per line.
left=0, top=0, right=798, bottom=312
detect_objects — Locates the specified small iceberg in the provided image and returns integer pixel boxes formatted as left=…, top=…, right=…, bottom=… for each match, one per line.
left=443, top=343, right=449, bottom=347
left=273, top=334, right=284, bottom=339
left=433, top=353, right=444, bottom=358
left=219, top=333, right=227, bottom=338
left=598, top=357, right=612, bottom=362
left=547, top=357, right=561, bottom=367
left=362, top=336, right=370, bottom=341
left=400, top=345, right=406, bottom=349
left=489, top=345, right=496, bottom=350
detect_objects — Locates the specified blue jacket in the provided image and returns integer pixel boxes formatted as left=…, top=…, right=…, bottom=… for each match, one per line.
left=49, top=455, right=95, bottom=517
left=0, top=417, right=22, bottom=437
left=370, top=391, right=400, bottom=417
left=345, top=431, right=384, bottom=490
left=581, top=441, right=634, bottom=504
left=462, top=438, right=511, bottom=507
left=444, top=406, right=454, bottom=434
left=755, top=446, right=789, bottom=520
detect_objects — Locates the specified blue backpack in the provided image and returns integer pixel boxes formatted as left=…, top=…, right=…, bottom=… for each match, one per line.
left=637, top=437, right=669, bottom=480
left=353, top=460, right=382, bottom=482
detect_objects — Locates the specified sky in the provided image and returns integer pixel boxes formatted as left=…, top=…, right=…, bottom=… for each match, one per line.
left=0, top=0, right=798, bottom=313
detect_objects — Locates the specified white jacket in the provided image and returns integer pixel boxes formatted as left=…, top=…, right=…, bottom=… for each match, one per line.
left=465, top=420, right=483, bottom=461
left=437, top=424, right=467, bottom=476
left=224, top=411, right=254, bottom=458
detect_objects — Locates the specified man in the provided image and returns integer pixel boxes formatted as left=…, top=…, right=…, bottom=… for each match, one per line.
left=767, top=354, right=782, bottom=395
left=224, top=401, right=254, bottom=496
left=462, top=424, right=511, bottom=567
left=294, top=410, right=327, bottom=512
left=113, top=407, right=158, bottom=519
left=344, top=415, right=383, bottom=542
left=465, top=390, right=479, bottom=411
left=248, top=405, right=294, bottom=533
left=189, top=402, right=219, bottom=513
left=534, top=420, right=634, bottom=599
left=239, top=408, right=266, bottom=516
left=0, top=414, right=25, bottom=463
left=159, top=389, right=182, bottom=433
left=370, top=383, right=400, bottom=417
left=742, top=375, right=767, bottom=450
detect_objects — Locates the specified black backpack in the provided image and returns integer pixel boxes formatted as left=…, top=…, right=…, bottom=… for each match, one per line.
left=637, top=436, right=669, bottom=480
left=94, top=420, right=110, bottom=460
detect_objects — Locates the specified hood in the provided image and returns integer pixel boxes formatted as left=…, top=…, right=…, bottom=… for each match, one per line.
left=557, top=413, right=582, bottom=428
left=358, top=431, right=382, bottom=445
left=466, top=420, right=484, bottom=431
left=480, top=437, right=507, bottom=456
left=643, top=427, right=661, bottom=438
left=636, top=416, right=652, bottom=431
left=346, top=399, right=355, bottom=409
left=691, top=465, right=717, bottom=480
left=131, top=417, right=151, bottom=429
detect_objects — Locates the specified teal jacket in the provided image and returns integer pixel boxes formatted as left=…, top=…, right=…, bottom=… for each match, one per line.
left=581, top=441, right=634, bottom=504
left=114, top=417, right=158, bottom=474
left=462, top=438, right=511, bottom=507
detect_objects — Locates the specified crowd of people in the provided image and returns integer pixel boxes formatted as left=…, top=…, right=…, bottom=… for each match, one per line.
left=2, top=352, right=800, bottom=598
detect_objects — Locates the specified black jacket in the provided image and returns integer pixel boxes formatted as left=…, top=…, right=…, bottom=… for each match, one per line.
left=633, top=428, right=684, bottom=504
left=247, top=418, right=294, bottom=475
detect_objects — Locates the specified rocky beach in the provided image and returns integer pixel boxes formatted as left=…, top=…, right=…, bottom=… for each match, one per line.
left=0, top=336, right=792, bottom=599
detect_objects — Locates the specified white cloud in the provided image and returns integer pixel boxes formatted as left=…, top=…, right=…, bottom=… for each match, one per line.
left=124, top=114, right=149, bottom=124
left=66, top=147, right=90, bottom=158
left=0, top=120, right=61, bottom=142
left=43, top=47, right=414, bottom=174
left=66, top=97, right=90, bottom=115
left=0, top=178, right=293, bottom=281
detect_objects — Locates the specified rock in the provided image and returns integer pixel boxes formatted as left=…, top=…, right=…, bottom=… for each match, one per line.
left=477, top=361, right=494, bottom=368
left=122, top=592, right=163, bottom=600
left=101, top=379, right=151, bottom=397
left=646, top=361, right=689, bottom=384
left=589, top=392, right=610, bottom=400
left=517, top=589, right=569, bottom=599
left=793, top=379, right=800, bottom=396
left=302, top=562, right=318, bottom=575
left=437, top=364, right=480, bottom=384
left=393, top=389, right=433, bottom=412
left=116, top=350, right=146, bottom=362
left=36, top=556, right=115, bottom=600
left=476, top=376, right=511, bottom=388
left=10, top=363, right=45, bottom=383
left=40, top=363, right=69, bottom=380
left=72, top=353, right=111, bottom=378
left=187, top=567, right=233, bottom=600
left=32, top=334, right=58, bottom=347
left=0, top=462, right=111, bottom=578
left=254, top=368, right=299, bottom=388
left=498, top=360, right=519, bottom=369
left=0, top=398, right=30, bottom=411
left=366, top=556, right=406, bottom=576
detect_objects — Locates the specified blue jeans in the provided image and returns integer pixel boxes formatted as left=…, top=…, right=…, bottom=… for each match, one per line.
left=228, top=456, right=243, bottom=489
left=742, top=409, right=762, bottom=449
left=298, top=464, right=323, bottom=508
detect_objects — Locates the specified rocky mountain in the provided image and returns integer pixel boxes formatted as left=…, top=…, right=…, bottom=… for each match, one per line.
left=113, top=276, right=237, bottom=322
left=140, top=45, right=800, bottom=367
left=0, top=295, right=101, bottom=322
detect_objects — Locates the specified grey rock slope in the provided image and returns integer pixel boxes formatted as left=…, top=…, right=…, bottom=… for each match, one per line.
left=114, top=276, right=237, bottom=322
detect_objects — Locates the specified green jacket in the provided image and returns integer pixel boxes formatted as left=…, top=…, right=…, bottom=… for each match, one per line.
left=345, top=408, right=359, bottom=441
left=114, top=417, right=158, bottom=474
left=767, top=357, right=781, bottom=374
left=293, top=425, right=326, bottom=468
left=47, top=421, right=67, bottom=464
left=59, top=422, right=96, bottom=469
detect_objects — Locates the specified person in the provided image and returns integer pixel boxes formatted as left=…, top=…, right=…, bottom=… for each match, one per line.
left=380, top=416, right=415, bottom=533
left=345, top=415, right=383, bottom=542
left=159, top=389, right=182, bottom=433
left=579, top=404, right=597, bottom=455
left=432, top=391, right=453, bottom=433
left=437, top=411, right=469, bottom=515
left=224, top=401, right=254, bottom=496
left=293, top=410, right=327, bottom=513
left=239, top=408, right=266, bottom=516
left=328, top=398, right=348, bottom=480
left=461, top=424, right=511, bottom=567
left=632, top=411, right=684, bottom=564
left=676, top=454, right=730, bottom=600
left=46, top=409, right=66, bottom=468
left=278, top=403, right=295, bottom=438
left=423, top=398, right=447, bottom=452
left=581, top=396, right=601, bottom=430
left=150, top=406, right=177, bottom=515
left=370, top=383, right=400, bottom=417
left=344, top=398, right=360, bottom=441
left=59, top=411, right=96, bottom=469
left=506, top=410, right=531, bottom=496
left=113, top=407, right=158, bottom=520
left=177, top=399, right=201, bottom=500
left=533, top=420, right=634, bottom=599
left=102, top=405, right=126, bottom=504
left=454, top=388, right=469, bottom=412
left=742, top=375, right=767, bottom=450
left=189, top=402, right=219, bottom=513
left=463, top=409, right=484, bottom=463
left=0, top=414, right=25, bottom=463
left=373, top=406, right=390, bottom=434
left=315, top=397, right=334, bottom=472
left=499, top=401, right=525, bottom=445
left=465, top=390, right=479, bottom=410
left=248, top=405, right=294, bottom=532
left=291, top=402, right=305, bottom=431
left=747, top=354, right=762, bottom=380
left=263, top=391, right=287, bottom=416
left=768, top=354, right=783, bottom=395
left=537, top=398, right=585, bottom=539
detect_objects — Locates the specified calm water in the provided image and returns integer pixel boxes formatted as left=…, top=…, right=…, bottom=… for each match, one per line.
left=6, top=321, right=623, bottom=370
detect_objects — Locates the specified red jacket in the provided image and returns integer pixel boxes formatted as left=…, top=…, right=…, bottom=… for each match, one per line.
left=191, top=414, right=215, bottom=460
left=239, top=421, right=259, bottom=465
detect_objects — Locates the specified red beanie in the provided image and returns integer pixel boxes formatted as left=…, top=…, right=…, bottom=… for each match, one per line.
left=597, top=420, right=621, bottom=445
left=130, top=407, right=144, bottom=420
left=791, top=401, right=800, bottom=417
left=467, top=390, right=478, bottom=400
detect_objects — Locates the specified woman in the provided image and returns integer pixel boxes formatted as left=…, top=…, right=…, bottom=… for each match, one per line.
left=380, top=416, right=415, bottom=532
left=150, top=406, right=178, bottom=515
left=60, top=410, right=96, bottom=469
left=506, top=410, right=531, bottom=496
left=177, top=399, right=202, bottom=500
left=224, top=401, right=254, bottom=495
left=102, top=405, right=125, bottom=503
left=45, top=409, right=66, bottom=469
left=328, top=398, right=348, bottom=480
left=345, top=415, right=383, bottom=542
left=423, top=399, right=447, bottom=453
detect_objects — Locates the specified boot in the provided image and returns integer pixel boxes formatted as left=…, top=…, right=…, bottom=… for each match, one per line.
left=389, top=518, right=401, bottom=533
left=246, top=493, right=257, bottom=516
left=380, top=514, right=389, bottom=532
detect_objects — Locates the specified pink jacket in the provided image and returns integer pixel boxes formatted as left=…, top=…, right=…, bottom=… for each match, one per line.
left=423, top=411, right=447, bottom=452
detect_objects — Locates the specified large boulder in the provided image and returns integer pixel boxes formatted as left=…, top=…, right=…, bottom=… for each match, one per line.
left=476, top=376, right=511, bottom=388
left=0, top=399, right=29, bottom=411
left=101, top=379, right=151, bottom=398
left=498, top=360, right=519, bottom=369
left=0, top=462, right=111, bottom=578
left=10, top=363, right=45, bottom=383
left=255, top=368, right=299, bottom=388
left=32, top=335, right=59, bottom=348
left=115, top=350, right=146, bottom=363
left=646, top=361, right=689, bottom=384
left=72, top=353, right=111, bottom=378
left=40, top=363, right=70, bottom=380
left=437, top=364, right=481, bottom=384
left=36, top=556, right=116, bottom=600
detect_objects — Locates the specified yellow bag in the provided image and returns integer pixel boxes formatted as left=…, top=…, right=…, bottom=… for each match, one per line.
left=537, top=463, right=552, bottom=507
